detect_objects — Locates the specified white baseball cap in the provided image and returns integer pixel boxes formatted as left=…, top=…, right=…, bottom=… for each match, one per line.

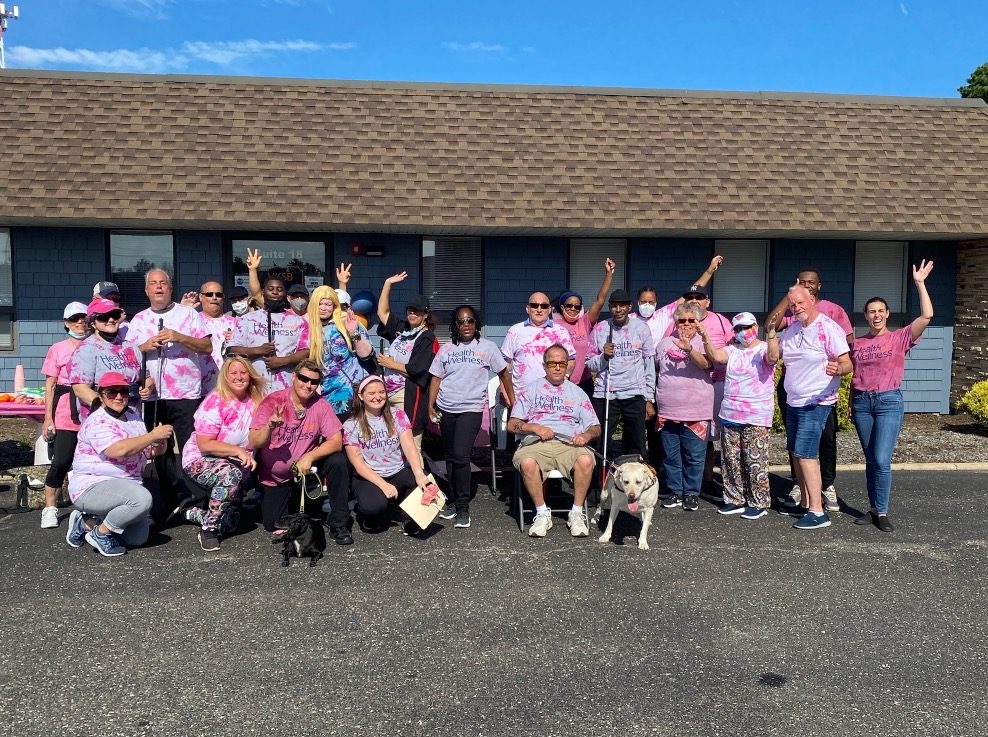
left=336, top=289, right=352, bottom=306
left=731, top=311, right=758, bottom=328
left=63, top=301, right=89, bottom=320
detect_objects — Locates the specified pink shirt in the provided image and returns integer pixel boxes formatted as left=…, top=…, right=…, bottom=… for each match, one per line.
left=553, top=312, right=594, bottom=384
left=200, top=313, right=238, bottom=394
left=251, top=389, right=342, bottom=486
left=852, top=327, right=918, bottom=393
left=66, top=335, right=144, bottom=422
left=779, top=314, right=850, bottom=407
left=343, top=408, right=413, bottom=478
left=720, top=342, right=777, bottom=427
left=654, top=335, right=714, bottom=421
left=632, top=301, right=679, bottom=347
left=42, top=338, right=82, bottom=431
left=233, top=310, right=310, bottom=394
left=501, top=320, right=576, bottom=390
left=700, top=311, right=733, bottom=382
left=182, top=391, right=256, bottom=468
left=129, top=304, right=210, bottom=401
left=68, top=408, right=150, bottom=501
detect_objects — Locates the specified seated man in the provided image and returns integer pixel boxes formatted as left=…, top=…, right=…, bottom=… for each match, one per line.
left=248, top=360, right=353, bottom=545
left=508, top=343, right=601, bottom=539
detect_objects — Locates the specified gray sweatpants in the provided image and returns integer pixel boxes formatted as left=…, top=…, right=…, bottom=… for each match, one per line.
left=75, top=478, right=153, bottom=547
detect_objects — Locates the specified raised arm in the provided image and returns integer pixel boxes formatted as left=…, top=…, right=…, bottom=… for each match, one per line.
left=585, top=258, right=616, bottom=324
left=910, top=259, right=935, bottom=341
left=688, top=255, right=724, bottom=292
left=245, top=248, right=264, bottom=306
left=378, top=271, right=408, bottom=325
left=696, top=323, right=728, bottom=365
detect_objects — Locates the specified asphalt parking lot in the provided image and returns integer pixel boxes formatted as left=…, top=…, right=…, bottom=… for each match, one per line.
left=1, top=470, right=986, bottom=737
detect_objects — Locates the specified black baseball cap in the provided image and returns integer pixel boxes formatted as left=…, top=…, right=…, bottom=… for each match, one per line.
left=608, top=289, right=632, bottom=304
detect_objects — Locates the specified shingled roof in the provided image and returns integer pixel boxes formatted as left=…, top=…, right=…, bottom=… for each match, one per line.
left=1, top=70, right=986, bottom=238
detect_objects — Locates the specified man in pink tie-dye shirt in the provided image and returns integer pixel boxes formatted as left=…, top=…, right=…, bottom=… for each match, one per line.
left=500, top=292, right=576, bottom=392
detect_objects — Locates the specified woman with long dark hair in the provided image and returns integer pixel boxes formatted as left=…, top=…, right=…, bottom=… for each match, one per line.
left=427, top=305, right=514, bottom=528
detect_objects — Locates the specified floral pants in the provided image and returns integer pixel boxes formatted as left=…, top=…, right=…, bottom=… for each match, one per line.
left=720, top=424, right=771, bottom=509
left=183, top=456, right=248, bottom=534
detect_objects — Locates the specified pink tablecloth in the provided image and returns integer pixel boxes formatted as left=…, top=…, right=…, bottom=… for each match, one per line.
left=0, top=403, right=46, bottom=421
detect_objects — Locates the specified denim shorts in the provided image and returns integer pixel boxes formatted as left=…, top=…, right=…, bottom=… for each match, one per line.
left=785, top=403, right=834, bottom=459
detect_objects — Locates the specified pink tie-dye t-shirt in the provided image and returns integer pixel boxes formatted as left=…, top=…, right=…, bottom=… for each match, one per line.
left=509, top=378, right=598, bottom=437
left=343, top=408, right=413, bottom=478
left=232, top=310, right=311, bottom=394
left=68, top=408, right=150, bottom=502
left=720, top=342, right=777, bottom=427
left=42, top=338, right=83, bottom=431
left=654, top=335, right=714, bottom=422
left=182, top=391, right=257, bottom=468
left=501, top=320, right=576, bottom=390
left=200, top=313, right=239, bottom=394
left=779, top=313, right=850, bottom=407
left=128, top=304, right=210, bottom=401
left=851, top=326, right=919, bottom=393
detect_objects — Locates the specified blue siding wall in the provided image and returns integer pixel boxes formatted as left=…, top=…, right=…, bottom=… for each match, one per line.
left=908, top=241, right=956, bottom=327
left=332, top=234, right=421, bottom=334
left=175, top=231, right=223, bottom=294
left=770, top=239, right=856, bottom=315
left=629, top=238, right=714, bottom=305
left=902, top=327, right=953, bottom=413
left=484, top=237, right=568, bottom=341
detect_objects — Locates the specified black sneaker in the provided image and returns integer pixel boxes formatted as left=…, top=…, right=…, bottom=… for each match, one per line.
left=854, top=511, right=878, bottom=526
left=777, top=503, right=806, bottom=518
left=661, top=496, right=682, bottom=509
left=330, top=526, right=354, bottom=545
left=876, top=515, right=895, bottom=533
left=438, top=504, right=457, bottom=520
left=683, top=496, right=699, bottom=512
left=198, top=530, right=220, bottom=552
left=454, top=512, right=471, bottom=528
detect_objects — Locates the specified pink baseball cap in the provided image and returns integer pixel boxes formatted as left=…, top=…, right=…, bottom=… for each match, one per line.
left=87, top=297, right=120, bottom=317
left=97, top=372, right=130, bottom=389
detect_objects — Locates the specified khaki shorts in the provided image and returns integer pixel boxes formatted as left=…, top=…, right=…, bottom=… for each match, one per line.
left=512, top=439, right=594, bottom=479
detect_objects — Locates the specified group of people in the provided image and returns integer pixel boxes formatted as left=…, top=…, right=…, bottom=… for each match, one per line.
left=38, top=251, right=934, bottom=557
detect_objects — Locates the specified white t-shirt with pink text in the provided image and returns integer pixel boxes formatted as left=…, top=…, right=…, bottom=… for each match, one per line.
left=182, top=391, right=256, bottom=468
left=68, top=408, right=149, bottom=502
left=129, top=304, right=210, bottom=401
left=344, top=409, right=412, bottom=478
left=720, top=342, right=777, bottom=427
left=780, top=314, right=850, bottom=407
left=232, top=310, right=310, bottom=394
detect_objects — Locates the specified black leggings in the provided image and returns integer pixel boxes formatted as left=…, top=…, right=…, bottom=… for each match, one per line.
left=259, top=452, right=351, bottom=532
left=44, top=429, right=78, bottom=489
left=440, top=410, right=482, bottom=512
left=352, top=466, right=418, bottom=524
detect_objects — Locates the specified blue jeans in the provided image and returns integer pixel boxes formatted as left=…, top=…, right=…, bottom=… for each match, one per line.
left=785, top=403, right=833, bottom=459
left=660, top=421, right=706, bottom=499
left=852, top=389, right=904, bottom=514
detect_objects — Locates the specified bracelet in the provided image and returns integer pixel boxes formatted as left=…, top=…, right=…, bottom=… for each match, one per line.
left=349, top=333, right=360, bottom=341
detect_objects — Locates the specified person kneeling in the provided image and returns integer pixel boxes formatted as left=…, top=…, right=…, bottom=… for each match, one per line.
left=65, top=372, right=172, bottom=557
left=344, top=375, right=434, bottom=535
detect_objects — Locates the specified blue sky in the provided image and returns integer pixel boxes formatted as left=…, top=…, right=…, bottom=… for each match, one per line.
left=3, top=1, right=984, bottom=97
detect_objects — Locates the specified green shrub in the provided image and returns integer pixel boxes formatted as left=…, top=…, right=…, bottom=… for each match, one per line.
left=959, top=379, right=988, bottom=427
left=771, top=361, right=852, bottom=432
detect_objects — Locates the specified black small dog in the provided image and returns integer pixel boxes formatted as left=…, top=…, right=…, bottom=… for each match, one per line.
left=273, top=513, right=326, bottom=567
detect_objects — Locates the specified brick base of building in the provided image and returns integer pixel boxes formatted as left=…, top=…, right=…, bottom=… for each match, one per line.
left=952, top=239, right=988, bottom=407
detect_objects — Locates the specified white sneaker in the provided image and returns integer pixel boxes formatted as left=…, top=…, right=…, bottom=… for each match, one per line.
left=529, top=510, right=553, bottom=538
left=567, top=509, right=589, bottom=538
left=787, top=484, right=802, bottom=506
left=823, top=485, right=840, bottom=512
left=40, top=506, right=59, bottom=529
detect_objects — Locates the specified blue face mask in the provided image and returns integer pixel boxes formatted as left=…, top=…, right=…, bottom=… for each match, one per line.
left=68, top=329, right=87, bottom=340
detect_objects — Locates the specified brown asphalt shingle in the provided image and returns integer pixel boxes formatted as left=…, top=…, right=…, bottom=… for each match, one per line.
left=0, top=71, right=986, bottom=236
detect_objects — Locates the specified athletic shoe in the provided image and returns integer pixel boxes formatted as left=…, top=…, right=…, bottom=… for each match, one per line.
left=198, top=530, right=220, bottom=552
left=40, top=506, right=59, bottom=529
left=777, top=504, right=805, bottom=518
left=822, top=485, right=840, bottom=512
left=683, top=496, right=699, bottom=512
left=876, top=515, right=895, bottom=533
left=529, top=510, right=553, bottom=538
left=792, top=512, right=832, bottom=530
left=329, top=526, right=354, bottom=545
left=854, top=511, right=877, bottom=526
left=65, top=509, right=88, bottom=548
left=717, top=503, right=746, bottom=515
left=661, top=496, right=683, bottom=509
left=741, top=506, right=768, bottom=520
left=787, top=484, right=802, bottom=506
left=438, top=504, right=457, bottom=520
left=567, top=509, right=589, bottom=537
left=85, top=527, right=127, bottom=557
left=454, top=512, right=471, bottom=529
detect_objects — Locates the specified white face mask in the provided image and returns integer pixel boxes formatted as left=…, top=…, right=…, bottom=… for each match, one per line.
left=231, top=300, right=249, bottom=316
left=290, top=298, right=307, bottom=311
left=638, top=303, right=656, bottom=319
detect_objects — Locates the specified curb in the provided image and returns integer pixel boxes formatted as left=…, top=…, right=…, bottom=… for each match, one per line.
left=834, top=462, right=988, bottom=472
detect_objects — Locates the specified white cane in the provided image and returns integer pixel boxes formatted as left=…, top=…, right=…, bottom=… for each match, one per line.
left=601, top=321, right=613, bottom=486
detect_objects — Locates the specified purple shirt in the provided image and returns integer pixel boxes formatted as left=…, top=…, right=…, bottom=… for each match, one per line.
left=852, top=327, right=918, bottom=393
left=129, top=304, right=210, bottom=401
left=586, top=319, right=656, bottom=399
left=252, top=389, right=342, bottom=486
left=501, top=320, right=576, bottom=390
left=654, top=335, right=714, bottom=421
left=510, top=378, right=598, bottom=437
left=430, top=338, right=507, bottom=414
left=343, top=408, right=412, bottom=477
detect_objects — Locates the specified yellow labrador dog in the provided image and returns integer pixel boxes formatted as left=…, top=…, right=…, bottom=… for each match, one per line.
left=595, top=460, right=659, bottom=551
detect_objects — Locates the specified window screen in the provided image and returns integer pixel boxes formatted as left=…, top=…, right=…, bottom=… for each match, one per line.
left=569, top=239, right=627, bottom=302
left=110, top=232, right=175, bottom=317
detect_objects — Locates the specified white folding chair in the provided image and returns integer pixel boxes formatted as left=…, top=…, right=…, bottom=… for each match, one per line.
left=512, top=446, right=589, bottom=533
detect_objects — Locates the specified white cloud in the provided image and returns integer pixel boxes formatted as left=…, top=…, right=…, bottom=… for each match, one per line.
left=900, top=2, right=908, bottom=15
left=443, top=41, right=507, bottom=53
left=8, top=38, right=349, bottom=74
left=97, top=0, right=173, bottom=20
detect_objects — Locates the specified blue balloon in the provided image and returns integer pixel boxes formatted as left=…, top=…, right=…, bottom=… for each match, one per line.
left=350, top=289, right=376, bottom=315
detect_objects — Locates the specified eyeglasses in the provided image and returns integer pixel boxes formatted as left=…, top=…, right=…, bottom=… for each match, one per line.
left=100, top=387, right=129, bottom=399
left=677, top=318, right=697, bottom=324
left=201, top=291, right=224, bottom=298
left=562, top=303, right=582, bottom=311
left=94, top=310, right=123, bottom=322
left=528, top=302, right=551, bottom=309
left=456, top=317, right=476, bottom=325
left=295, top=374, right=321, bottom=386
left=543, top=360, right=568, bottom=369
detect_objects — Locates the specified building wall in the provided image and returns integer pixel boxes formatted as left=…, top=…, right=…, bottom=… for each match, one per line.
left=951, top=239, right=988, bottom=405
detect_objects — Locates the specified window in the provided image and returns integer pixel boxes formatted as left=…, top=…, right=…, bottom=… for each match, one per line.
left=422, top=237, right=482, bottom=328
left=110, top=231, right=175, bottom=317
left=0, top=229, right=12, bottom=349
left=231, top=239, right=327, bottom=295
left=711, top=239, right=769, bottom=313
left=569, top=239, right=627, bottom=301
left=854, top=241, right=907, bottom=313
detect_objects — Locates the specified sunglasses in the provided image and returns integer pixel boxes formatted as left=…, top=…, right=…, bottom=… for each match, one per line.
left=456, top=317, right=476, bottom=325
left=101, top=387, right=129, bottom=399
left=201, top=291, right=224, bottom=298
left=734, top=325, right=755, bottom=332
left=295, top=374, right=321, bottom=386
left=562, top=302, right=582, bottom=311
left=94, top=310, right=124, bottom=322
left=677, top=318, right=697, bottom=324
left=528, top=302, right=551, bottom=310
left=66, top=315, right=87, bottom=323
left=543, top=360, right=568, bottom=369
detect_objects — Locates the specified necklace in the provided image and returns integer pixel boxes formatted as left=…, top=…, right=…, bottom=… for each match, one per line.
left=289, top=396, right=306, bottom=419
